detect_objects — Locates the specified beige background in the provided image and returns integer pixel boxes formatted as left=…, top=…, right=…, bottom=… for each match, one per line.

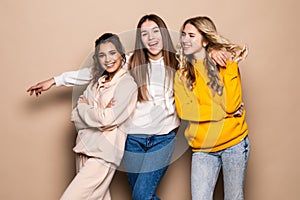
left=1, top=0, right=299, bottom=199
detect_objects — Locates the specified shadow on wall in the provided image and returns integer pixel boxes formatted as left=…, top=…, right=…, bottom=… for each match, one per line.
left=22, top=87, right=78, bottom=198
left=24, top=84, right=88, bottom=111
left=24, top=87, right=73, bottom=110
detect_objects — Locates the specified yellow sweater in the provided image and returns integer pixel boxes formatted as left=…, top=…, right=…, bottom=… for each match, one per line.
left=174, top=60, right=248, bottom=152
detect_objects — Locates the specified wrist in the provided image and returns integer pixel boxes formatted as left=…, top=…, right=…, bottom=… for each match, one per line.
left=49, top=77, right=56, bottom=87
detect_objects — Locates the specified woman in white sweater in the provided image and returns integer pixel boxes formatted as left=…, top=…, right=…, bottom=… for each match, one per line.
left=60, top=33, right=137, bottom=200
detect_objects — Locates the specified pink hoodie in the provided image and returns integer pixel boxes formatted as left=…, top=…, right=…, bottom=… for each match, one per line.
left=71, top=68, right=137, bottom=167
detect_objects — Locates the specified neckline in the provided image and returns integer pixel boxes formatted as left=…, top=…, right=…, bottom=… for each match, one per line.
left=97, top=68, right=127, bottom=89
left=149, top=56, right=164, bottom=63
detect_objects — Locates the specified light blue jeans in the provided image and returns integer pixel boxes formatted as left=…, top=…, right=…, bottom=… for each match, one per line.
left=191, top=136, right=250, bottom=200
left=123, top=131, right=176, bottom=200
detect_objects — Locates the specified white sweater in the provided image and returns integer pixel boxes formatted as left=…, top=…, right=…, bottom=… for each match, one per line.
left=122, top=57, right=180, bottom=135
left=71, top=68, right=137, bottom=166
left=56, top=56, right=179, bottom=136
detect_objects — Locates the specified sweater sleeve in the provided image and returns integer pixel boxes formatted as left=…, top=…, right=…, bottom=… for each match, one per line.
left=174, top=72, right=225, bottom=122
left=76, top=78, right=137, bottom=128
left=54, top=67, right=92, bottom=87
left=221, top=61, right=243, bottom=114
left=71, top=88, right=91, bottom=130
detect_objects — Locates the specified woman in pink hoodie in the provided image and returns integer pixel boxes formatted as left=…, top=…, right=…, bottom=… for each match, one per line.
left=60, top=33, right=137, bottom=200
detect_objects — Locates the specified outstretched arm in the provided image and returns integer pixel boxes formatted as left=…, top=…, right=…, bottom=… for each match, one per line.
left=27, top=67, right=92, bottom=97
left=27, top=77, right=55, bottom=97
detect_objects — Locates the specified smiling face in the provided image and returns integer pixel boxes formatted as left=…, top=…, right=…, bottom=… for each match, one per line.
left=140, top=20, right=163, bottom=60
left=97, top=42, right=122, bottom=75
left=181, top=23, right=207, bottom=60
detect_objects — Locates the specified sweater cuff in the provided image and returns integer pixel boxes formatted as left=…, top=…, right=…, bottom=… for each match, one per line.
left=54, top=75, right=64, bottom=87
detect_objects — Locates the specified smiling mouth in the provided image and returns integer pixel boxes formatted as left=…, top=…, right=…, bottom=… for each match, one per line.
left=182, top=43, right=191, bottom=48
left=105, top=62, right=115, bottom=68
left=148, top=41, right=159, bottom=47
left=183, top=45, right=192, bottom=50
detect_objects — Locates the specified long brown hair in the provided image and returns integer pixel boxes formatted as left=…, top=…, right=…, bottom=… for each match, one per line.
left=179, top=16, right=243, bottom=95
left=128, top=14, right=178, bottom=101
left=91, top=33, right=126, bottom=86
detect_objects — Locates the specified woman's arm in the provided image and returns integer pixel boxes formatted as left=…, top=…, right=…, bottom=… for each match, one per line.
left=71, top=89, right=91, bottom=130
left=27, top=77, right=56, bottom=96
left=174, top=72, right=225, bottom=122
left=221, top=45, right=248, bottom=114
left=76, top=78, right=138, bottom=128
left=27, top=67, right=92, bottom=96
left=210, top=49, right=229, bottom=67
left=54, top=67, right=92, bottom=87
left=221, top=61, right=243, bottom=114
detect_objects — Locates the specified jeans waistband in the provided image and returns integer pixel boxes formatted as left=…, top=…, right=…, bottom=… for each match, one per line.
left=129, top=130, right=176, bottom=138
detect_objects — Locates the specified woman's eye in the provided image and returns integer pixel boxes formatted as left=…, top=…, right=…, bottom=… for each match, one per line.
left=98, top=54, right=105, bottom=58
left=141, top=33, right=148, bottom=37
left=110, top=51, right=117, bottom=56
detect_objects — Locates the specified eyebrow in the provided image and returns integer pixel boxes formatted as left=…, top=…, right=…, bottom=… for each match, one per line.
left=141, top=26, right=160, bottom=33
left=98, top=49, right=117, bottom=54
left=182, top=31, right=196, bottom=35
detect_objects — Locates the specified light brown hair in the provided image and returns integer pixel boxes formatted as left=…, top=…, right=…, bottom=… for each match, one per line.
left=92, top=33, right=126, bottom=86
left=128, top=14, right=178, bottom=101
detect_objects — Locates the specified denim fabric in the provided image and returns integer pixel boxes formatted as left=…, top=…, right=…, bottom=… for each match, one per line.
left=191, top=136, right=250, bottom=200
left=123, top=131, right=176, bottom=200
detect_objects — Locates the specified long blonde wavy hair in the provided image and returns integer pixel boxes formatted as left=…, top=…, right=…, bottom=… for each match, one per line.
left=177, top=16, right=244, bottom=95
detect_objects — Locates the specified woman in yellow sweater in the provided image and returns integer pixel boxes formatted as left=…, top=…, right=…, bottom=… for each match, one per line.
left=174, top=16, right=250, bottom=200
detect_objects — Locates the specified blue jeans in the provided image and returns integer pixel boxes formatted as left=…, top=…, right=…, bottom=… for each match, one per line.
left=123, top=131, right=176, bottom=200
left=191, top=136, right=250, bottom=200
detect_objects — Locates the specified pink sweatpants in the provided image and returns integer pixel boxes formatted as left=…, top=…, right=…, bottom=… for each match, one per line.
left=60, top=154, right=116, bottom=200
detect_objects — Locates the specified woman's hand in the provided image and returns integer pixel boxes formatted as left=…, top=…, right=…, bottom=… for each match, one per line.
left=106, top=98, right=115, bottom=108
left=26, top=77, right=56, bottom=97
left=233, top=103, right=245, bottom=117
left=210, top=49, right=229, bottom=67
left=78, top=95, right=88, bottom=104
